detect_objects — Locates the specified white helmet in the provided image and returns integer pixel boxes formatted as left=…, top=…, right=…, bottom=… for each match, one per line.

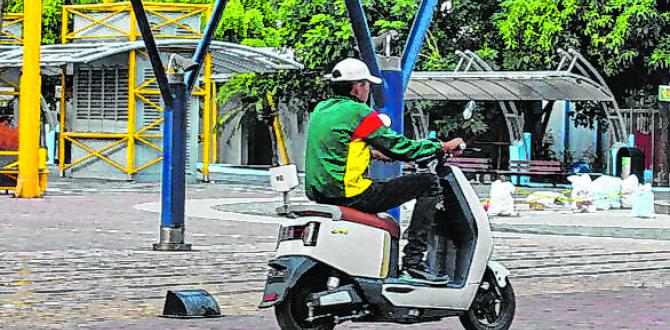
left=328, top=58, right=382, bottom=85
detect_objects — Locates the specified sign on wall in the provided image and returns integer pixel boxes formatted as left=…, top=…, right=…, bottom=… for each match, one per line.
left=659, top=85, right=670, bottom=102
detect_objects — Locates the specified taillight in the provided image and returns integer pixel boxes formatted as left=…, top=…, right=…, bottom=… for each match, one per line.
left=278, top=222, right=320, bottom=246
left=262, top=292, right=279, bottom=302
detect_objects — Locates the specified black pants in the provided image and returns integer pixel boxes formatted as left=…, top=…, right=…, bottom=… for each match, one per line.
left=315, top=173, right=440, bottom=269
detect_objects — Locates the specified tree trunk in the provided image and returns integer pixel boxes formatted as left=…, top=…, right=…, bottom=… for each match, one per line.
left=522, top=101, right=548, bottom=159
left=267, top=120, right=279, bottom=167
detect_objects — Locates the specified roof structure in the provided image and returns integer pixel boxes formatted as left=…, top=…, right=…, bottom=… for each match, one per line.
left=405, top=49, right=626, bottom=145
left=0, top=39, right=302, bottom=78
left=406, top=71, right=613, bottom=102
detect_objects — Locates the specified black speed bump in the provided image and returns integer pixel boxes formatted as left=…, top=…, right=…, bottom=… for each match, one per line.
left=161, top=289, right=223, bottom=318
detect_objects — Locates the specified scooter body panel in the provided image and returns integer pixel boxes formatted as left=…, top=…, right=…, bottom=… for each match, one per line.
left=276, top=217, right=391, bottom=279
left=380, top=283, right=480, bottom=310
left=381, top=166, right=494, bottom=309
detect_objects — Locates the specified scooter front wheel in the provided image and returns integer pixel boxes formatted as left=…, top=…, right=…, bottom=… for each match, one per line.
left=274, top=278, right=335, bottom=330
left=459, top=275, right=516, bottom=330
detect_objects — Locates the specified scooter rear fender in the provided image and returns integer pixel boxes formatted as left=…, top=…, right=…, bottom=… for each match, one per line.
left=258, top=256, right=318, bottom=308
left=487, top=260, right=511, bottom=288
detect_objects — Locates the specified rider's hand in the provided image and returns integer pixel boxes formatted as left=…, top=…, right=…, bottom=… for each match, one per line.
left=371, top=149, right=393, bottom=162
left=440, top=138, right=465, bottom=156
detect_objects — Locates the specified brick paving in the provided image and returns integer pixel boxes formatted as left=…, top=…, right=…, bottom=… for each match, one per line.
left=0, top=179, right=669, bottom=329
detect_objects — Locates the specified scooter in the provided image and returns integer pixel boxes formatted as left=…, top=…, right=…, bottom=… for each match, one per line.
left=259, top=149, right=515, bottom=330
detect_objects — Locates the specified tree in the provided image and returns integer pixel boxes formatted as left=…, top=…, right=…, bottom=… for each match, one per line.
left=493, top=0, right=670, bottom=159
left=216, top=0, right=423, bottom=144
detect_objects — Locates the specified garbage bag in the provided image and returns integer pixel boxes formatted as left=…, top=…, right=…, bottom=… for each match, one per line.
left=488, top=180, right=516, bottom=216
left=620, top=175, right=639, bottom=209
left=631, top=184, right=655, bottom=218
left=591, top=175, right=623, bottom=210
left=525, top=191, right=564, bottom=208
left=568, top=174, right=595, bottom=212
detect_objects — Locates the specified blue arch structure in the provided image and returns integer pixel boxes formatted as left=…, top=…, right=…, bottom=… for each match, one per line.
left=344, top=0, right=439, bottom=220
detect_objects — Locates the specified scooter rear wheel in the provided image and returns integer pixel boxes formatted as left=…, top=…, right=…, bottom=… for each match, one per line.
left=274, top=278, right=335, bottom=330
left=459, top=275, right=516, bottom=330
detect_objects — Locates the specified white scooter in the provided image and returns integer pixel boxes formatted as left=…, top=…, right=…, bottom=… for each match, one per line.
left=259, top=150, right=515, bottom=330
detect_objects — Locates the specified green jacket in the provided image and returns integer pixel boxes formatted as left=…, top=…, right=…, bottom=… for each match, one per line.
left=304, top=97, right=442, bottom=201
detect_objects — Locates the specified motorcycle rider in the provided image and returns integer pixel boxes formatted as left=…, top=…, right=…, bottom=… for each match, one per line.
left=304, top=58, right=463, bottom=282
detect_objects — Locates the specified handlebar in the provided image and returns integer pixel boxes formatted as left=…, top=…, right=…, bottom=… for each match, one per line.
left=414, top=142, right=481, bottom=173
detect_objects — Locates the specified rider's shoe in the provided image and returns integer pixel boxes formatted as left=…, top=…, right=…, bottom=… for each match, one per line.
left=400, top=267, right=449, bottom=285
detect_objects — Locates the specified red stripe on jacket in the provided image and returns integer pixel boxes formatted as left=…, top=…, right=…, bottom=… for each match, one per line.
left=352, top=111, right=383, bottom=140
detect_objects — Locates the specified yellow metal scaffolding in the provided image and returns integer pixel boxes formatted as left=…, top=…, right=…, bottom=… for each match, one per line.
left=58, top=2, right=217, bottom=179
left=0, top=13, right=24, bottom=45
left=0, top=13, right=23, bottom=191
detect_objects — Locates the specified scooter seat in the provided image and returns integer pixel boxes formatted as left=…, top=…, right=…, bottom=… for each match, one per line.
left=337, top=206, right=400, bottom=239
left=284, top=204, right=400, bottom=239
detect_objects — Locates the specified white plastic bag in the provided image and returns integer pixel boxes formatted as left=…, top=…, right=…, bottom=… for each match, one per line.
left=488, top=180, right=516, bottom=216
left=621, top=175, right=639, bottom=209
left=591, top=175, right=623, bottom=210
left=631, top=184, right=655, bottom=218
left=525, top=191, right=564, bottom=208
left=567, top=174, right=596, bottom=212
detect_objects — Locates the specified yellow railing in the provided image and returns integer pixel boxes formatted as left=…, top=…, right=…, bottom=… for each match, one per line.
left=0, top=149, right=49, bottom=193
left=0, top=13, right=24, bottom=45
left=0, top=150, right=19, bottom=191
left=62, top=2, right=211, bottom=43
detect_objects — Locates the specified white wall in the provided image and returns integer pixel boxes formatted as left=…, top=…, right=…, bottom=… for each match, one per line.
left=545, top=101, right=602, bottom=162
left=215, top=100, right=308, bottom=171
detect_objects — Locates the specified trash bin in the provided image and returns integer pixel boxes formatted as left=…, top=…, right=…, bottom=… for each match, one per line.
left=616, top=147, right=645, bottom=182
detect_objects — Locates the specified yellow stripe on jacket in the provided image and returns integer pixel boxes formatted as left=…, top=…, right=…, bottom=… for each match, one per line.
left=343, top=139, right=373, bottom=198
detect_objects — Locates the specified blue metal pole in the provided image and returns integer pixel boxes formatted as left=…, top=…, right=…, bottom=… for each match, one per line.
left=185, top=0, right=229, bottom=92
left=160, top=82, right=187, bottom=229
left=155, top=78, right=192, bottom=252
left=401, top=0, right=438, bottom=90
left=369, top=69, right=404, bottom=220
left=131, top=0, right=191, bottom=250
left=344, top=0, right=386, bottom=107
left=129, top=0, right=173, bottom=108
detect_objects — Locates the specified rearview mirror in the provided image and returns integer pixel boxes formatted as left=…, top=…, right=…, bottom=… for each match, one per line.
left=463, top=100, right=476, bottom=120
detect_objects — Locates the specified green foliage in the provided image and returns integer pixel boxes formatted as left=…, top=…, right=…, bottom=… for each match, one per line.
left=431, top=102, right=490, bottom=138
left=581, top=0, right=661, bottom=76
left=6, top=0, right=64, bottom=44
left=216, top=0, right=422, bottom=133
left=216, top=0, right=281, bottom=47
left=497, top=0, right=579, bottom=52
left=649, top=35, right=670, bottom=70
left=494, top=0, right=581, bottom=69
left=494, top=0, right=669, bottom=78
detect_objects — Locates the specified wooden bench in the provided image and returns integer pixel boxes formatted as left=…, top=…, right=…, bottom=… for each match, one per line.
left=445, top=157, right=493, bottom=174
left=496, top=160, right=568, bottom=184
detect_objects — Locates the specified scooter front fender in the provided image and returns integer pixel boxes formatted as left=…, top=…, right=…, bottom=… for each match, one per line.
left=258, top=256, right=318, bottom=308
left=487, top=260, right=511, bottom=288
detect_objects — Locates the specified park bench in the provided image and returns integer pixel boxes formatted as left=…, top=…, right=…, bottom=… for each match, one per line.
left=445, top=157, right=494, bottom=174
left=496, top=160, right=568, bottom=185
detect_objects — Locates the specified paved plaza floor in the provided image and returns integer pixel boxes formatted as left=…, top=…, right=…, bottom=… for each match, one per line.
left=1, top=178, right=669, bottom=329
